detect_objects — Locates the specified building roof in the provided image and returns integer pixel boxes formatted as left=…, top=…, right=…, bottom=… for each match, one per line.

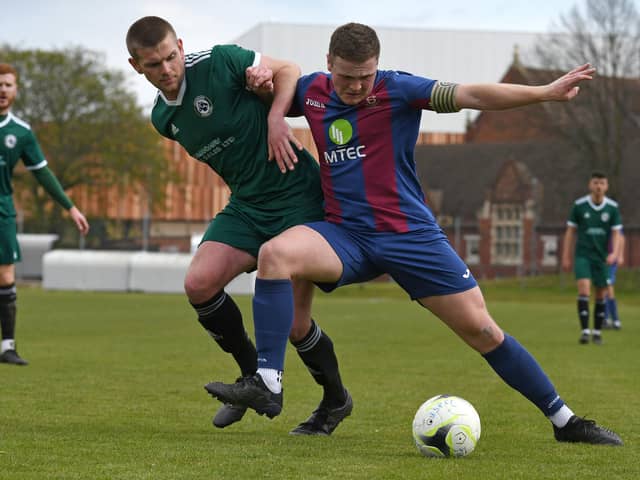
left=467, top=63, right=640, bottom=143
left=415, top=140, right=640, bottom=227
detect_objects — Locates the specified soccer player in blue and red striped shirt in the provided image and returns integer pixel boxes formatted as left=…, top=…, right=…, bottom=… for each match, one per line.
left=206, top=22, right=622, bottom=445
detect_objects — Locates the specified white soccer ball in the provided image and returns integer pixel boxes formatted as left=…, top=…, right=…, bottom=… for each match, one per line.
left=412, top=394, right=481, bottom=458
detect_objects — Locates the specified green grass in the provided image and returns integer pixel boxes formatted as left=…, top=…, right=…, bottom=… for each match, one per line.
left=1, top=277, right=639, bottom=479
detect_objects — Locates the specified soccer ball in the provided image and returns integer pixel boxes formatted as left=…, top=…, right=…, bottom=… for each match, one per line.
left=412, top=394, right=481, bottom=458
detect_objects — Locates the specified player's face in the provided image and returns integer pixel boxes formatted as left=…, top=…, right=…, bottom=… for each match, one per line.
left=327, top=54, right=378, bottom=105
left=129, top=34, right=185, bottom=100
left=0, top=73, right=18, bottom=115
left=589, top=177, right=608, bottom=201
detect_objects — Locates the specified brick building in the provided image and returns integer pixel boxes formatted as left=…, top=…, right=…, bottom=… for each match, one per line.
left=24, top=43, right=635, bottom=279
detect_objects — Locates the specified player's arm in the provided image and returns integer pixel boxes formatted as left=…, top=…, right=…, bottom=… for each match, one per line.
left=618, top=233, right=625, bottom=266
left=31, top=166, right=90, bottom=235
left=454, top=64, right=595, bottom=111
left=561, top=225, right=576, bottom=272
left=256, top=55, right=303, bottom=173
left=607, top=228, right=622, bottom=265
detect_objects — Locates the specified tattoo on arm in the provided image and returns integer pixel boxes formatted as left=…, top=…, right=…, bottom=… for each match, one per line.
left=481, top=326, right=496, bottom=339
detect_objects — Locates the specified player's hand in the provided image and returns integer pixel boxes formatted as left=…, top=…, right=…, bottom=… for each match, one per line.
left=69, top=206, right=90, bottom=236
left=606, top=253, right=617, bottom=266
left=543, top=63, right=596, bottom=102
left=561, top=256, right=572, bottom=272
left=267, top=114, right=302, bottom=173
left=245, top=66, right=274, bottom=95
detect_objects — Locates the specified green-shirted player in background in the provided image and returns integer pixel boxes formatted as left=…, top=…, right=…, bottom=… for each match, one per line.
left=0, top=63, right=90, bottom=366
left=126, top=17, right=352, bottom=435
left=562, top=171, right=623, bottom=346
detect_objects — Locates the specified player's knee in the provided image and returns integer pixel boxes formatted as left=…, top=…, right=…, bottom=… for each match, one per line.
left=257, top=238, right=292, bottom=276
left=184, top=270, right=219, bottom=303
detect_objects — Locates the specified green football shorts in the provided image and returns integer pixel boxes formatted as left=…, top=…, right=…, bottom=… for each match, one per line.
left=574, top=255, right=609, bottom=287
left=199, top=199, right=324, bottom=259
left=0, top=217, right=21, bottom=265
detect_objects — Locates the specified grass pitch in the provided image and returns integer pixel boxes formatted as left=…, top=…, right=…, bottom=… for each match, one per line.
left=1, top=275, right=638, bottom=479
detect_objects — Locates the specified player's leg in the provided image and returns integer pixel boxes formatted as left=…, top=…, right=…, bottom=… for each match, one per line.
left=185, top=240, right=257, bottom=374
left=591, top=286, right=607, bottom=345
left=186, top=240, right=258, bottom=428
left=590, top=261, right=610, bottom=345
left=607, top=264, right=621, bottom=329
left=575, top=256, right=592, bottom=344
left=289, top=278, right=352, bottom=435
left=205, top=224, right=349, bottom=418
left=389, top=234, right=620, bottom=446
left=0, top=220, right=26, bottom=366
left=187, top=209, right=267, bottom=427
left=608, top=286, right=621, bottom=329
left=0, top=263, right=25, bottom=366
left=602, top=282, right=613, bottom=329
left=420, top=288, right=622, bottom=445
left=421, top=288, right=567, bottom=413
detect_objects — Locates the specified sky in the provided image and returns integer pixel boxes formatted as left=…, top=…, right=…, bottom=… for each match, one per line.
left=1, top=0, right=595, bottom=108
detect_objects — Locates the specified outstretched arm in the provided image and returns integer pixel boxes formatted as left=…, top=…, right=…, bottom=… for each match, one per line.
left=455, top=64, right=596, bottom=111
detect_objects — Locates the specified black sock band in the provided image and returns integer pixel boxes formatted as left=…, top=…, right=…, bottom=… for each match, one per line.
left=577, top=296, right=589, bottom=330
left=0, top=284, right=17, bottom=340
left=594, top=299, right=606, bottom=330
left=191, top=291, right=256, bottom=377
left=293, top=320, right=346, bottom=407
left=292, top=318, right=322, bottom=352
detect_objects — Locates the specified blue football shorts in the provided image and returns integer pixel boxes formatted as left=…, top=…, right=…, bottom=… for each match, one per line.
left=305, top=221, right=477, bottom=300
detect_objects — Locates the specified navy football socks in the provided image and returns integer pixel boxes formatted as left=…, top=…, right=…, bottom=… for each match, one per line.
left=483, top=334, right=564, bottom=416
left=253, top=278, right=294, bottom=371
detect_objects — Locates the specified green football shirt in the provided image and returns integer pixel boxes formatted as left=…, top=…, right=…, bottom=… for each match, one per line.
left=151, top=44, right=322, bottom=213
left=567, top=195, right=622, bottom=261
left=0, top=112, right=49, bottom=217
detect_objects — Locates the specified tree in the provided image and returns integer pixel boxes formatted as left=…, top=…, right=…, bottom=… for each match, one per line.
left=531, top=0, right=640, bottom=197
left=0, top=46, right=173, bottom=242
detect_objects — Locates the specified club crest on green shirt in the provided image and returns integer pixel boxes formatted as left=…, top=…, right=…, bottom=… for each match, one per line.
left=4, top=134, right=16, bottom=149
left=194, top=95, right=213, bottom=117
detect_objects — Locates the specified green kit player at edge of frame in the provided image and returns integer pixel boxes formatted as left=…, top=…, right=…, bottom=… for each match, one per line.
left=0, top=63, right=90, bottom=366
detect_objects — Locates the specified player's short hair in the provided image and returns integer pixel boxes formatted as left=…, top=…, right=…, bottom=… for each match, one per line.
left=0, top=63, right=18, bottom=82
left=591, top=170, right=607, bottom=179
left=126, top=16, right=177, bottom=59
left=329, top=23, right=380, bottom=63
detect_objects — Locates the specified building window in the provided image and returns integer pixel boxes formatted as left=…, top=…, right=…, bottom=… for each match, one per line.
left=541, top=235, right=558, bottom=267
left=464, top=234, right=480, bottom=265
left=491, top=204, right=523, bottom=266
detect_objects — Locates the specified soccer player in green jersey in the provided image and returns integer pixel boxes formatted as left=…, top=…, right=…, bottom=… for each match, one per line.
left=126, top=16, right=351, bottom=435
left=562, top=171, right=623, bottom=345
left=0, top=63, right=90, bottom=366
